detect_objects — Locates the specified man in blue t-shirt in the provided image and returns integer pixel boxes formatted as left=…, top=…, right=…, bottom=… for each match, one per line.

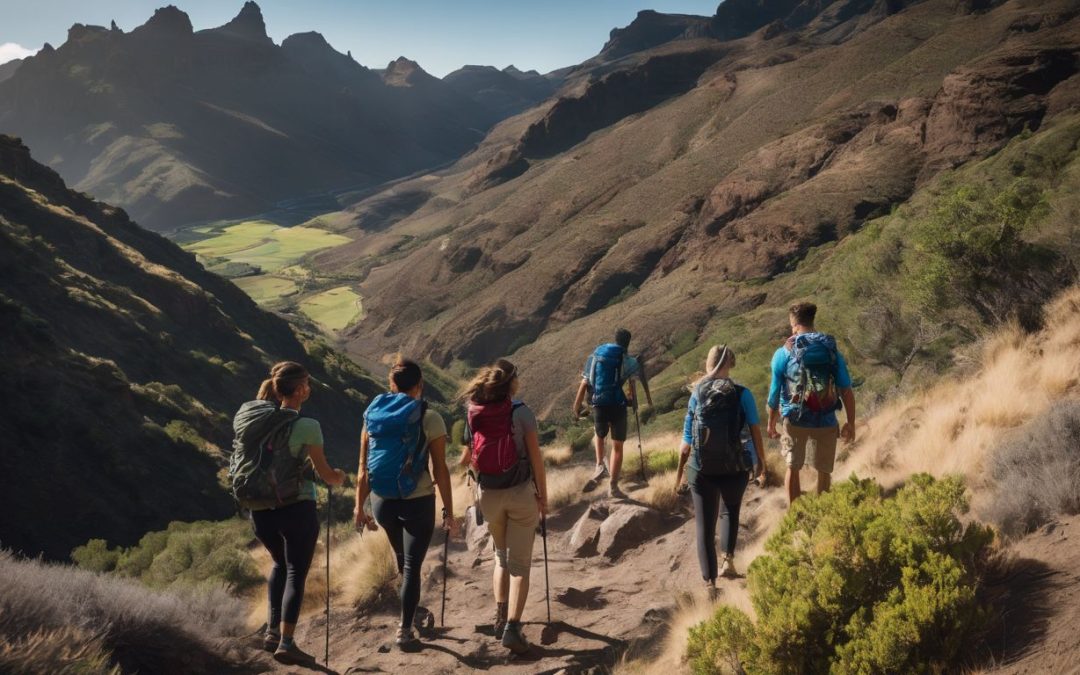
left=571, top=328, right=652, bottom=499
left=766, top=302, right=857, bottom=505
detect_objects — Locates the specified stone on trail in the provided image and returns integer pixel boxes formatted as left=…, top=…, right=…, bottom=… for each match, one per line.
left=597, top=504, right=665, bottom=560
left=466, top=505, right=490, bottom=552
left=568, top=503, right=608, bottom=557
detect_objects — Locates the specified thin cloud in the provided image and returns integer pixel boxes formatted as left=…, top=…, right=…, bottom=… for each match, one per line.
left=0, top=43, right=37, bottom=65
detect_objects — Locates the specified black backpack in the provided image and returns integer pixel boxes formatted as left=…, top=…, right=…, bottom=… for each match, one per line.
left=691, top=378, right=750, bottom=475
left=228, top=400, right=306, bottom=509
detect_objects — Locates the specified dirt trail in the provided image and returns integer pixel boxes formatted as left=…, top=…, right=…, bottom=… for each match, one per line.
left=249, top=479, right=783, bottom=674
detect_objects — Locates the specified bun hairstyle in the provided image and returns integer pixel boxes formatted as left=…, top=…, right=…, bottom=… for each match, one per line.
left=460, top=358, right=518, bottom=404
left=257, top=361, right=310, bottom=402
left=704, top=344, right=736, bottom=379
left=389, top=355, right=423, bottom=393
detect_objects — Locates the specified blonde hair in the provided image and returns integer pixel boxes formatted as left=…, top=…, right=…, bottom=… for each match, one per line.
left=257, top=361, right=309, bottom=402
left=706, top=344, right=736, bottom=373
left=459, top=359, right=518, bottom=404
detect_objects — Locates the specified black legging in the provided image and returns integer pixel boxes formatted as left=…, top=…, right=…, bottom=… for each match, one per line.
left=251, top=499, right=320, bottom=627
left=372, top=494, right=436, bottom=629
left=690, top=470, right=750, bottom=581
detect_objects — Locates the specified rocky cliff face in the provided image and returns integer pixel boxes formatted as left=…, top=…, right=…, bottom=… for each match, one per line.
left=0, top=3, right=514, bottom=230
left=309, top=0, right=1080, bottom=417
left=0, top=135, right=380, bottom=558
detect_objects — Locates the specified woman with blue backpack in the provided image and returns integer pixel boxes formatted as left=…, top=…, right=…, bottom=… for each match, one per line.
left=674, top=345, right=765, bottom=596
left=458, top=359, right=548, bottom=655
left=353, top=357, right=458, bottom=649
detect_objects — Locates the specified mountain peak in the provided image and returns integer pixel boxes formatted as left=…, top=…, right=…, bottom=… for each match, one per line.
left=134, top=5, right=193, bottom=37
left=211, top=1, right=270, bottom=42
left=383, top=56, right=435, bottom=87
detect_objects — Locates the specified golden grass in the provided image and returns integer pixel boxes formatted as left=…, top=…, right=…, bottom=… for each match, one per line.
left=637, top=470, right=681, bottom=512
left=330, top=532, right=398, bottom=609
left=615, top=593, right=720, bottom=674
left=543, top=444, right=574, bottom=467
left=841, top=286, right=1080, bottom=491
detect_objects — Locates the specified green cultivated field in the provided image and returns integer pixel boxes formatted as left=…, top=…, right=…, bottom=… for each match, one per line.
left=299, top=286, right=363, bottom=331
left=184, top=220, right=350, bottom=273
left=232, top=275, right=298, bottom=305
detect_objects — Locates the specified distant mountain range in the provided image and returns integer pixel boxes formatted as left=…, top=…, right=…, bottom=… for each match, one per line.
left=0, top=2, right=554, bottom=230
left=0, top=134, right=384, bottom=559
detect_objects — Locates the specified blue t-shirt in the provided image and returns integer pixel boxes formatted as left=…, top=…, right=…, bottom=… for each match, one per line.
left=766, top=333, right=852, bottom=428
left=682, top=384, right=760, bottom=471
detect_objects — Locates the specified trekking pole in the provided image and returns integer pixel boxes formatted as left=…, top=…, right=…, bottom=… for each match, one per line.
left=541, top=513, right=551, bottom=624
left=632, top=401, right=646, bottom=484
left=440, top=526, right=449, bottom=626
left=325, top=486, right=331, bottom=666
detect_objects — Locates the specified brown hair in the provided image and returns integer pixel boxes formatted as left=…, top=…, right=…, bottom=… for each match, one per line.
left=459, top=358, right=518, bottom=404
left=257, top=361, right=309, bottom=402
left=389, top=355, right=423, bottom=393
left=789, top=302, right=817, bottom=328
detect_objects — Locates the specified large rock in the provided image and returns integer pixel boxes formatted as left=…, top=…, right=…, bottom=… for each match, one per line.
left=597, top=504, right=665, bottom=560
left=465, top=505, right=490, bottom=552
left=567, top=504, right=609, bottom=557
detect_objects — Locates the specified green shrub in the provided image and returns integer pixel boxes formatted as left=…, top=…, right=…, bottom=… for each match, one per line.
left=70, top=539, right=120, bottom=573
left=689, top=475, right=994, bottom=674
left=450, top=419, right=467, bottom=448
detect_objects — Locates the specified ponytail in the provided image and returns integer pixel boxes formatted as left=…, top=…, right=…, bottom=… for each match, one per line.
left=459, top=358, right=518, bottom=404
left=255, top=361, right=309, bottom=402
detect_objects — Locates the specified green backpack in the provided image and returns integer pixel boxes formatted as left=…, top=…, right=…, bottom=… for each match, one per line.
left=228, top=400, right=305, bottom=510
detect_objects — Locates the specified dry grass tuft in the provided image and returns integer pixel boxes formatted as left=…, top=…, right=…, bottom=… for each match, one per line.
left=638, top=470, right=682, bottom=512
left=0, top=550, right=248, bottom=675
left=616, top=593, right=720, bottom=674
left=331, top=531, right=398, bottom=610
left=547, top=465, right=603, bottom=510
left=543, top=443, right=575, bottom=466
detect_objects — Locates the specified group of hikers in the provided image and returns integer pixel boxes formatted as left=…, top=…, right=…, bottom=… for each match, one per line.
left=229, top=301, right=855, bottom=664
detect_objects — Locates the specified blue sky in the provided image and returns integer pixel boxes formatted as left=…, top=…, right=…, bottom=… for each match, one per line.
left=0, top=1, right=719, bottom=76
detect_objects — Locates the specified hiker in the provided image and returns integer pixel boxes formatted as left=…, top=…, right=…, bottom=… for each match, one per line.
left=458, top=359, right=548, bottom=655
left=675, top=346, right=766, bottom=593
left=766, top=302, right=856, bottom=505
left=353, top=357, right=458, bottom=649
left=233, top=361, right=347, bottom=665
left=571, top=328, right=653, bottom=498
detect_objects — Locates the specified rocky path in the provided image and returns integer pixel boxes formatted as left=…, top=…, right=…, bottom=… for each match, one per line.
left=252, top=479, right=781, bottom=674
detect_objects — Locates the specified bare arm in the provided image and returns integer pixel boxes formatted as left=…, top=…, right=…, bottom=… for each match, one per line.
left=523, top=426, right=548, bottom=515
left=749, top=423, right=766, bottom=483
left=306, top=444, right=345, bottom=486
left=353, top=428, right=376, bottom=530
left=767, top=406, right=782, bottom=439
left=675, top=441, right=691, bottom=489
left=429, top=435, right=458, bottom=534
left=572, top=379, right=588, bottom=417
left=840, top=388, right=856, bottom=442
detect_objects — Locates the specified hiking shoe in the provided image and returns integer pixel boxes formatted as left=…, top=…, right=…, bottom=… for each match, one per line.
left=261, top=629, right=280, bottom=653
left=501, top=620, right=530, bottom=655
left=720, top=555, right=738, bottom=579
left=582, top=462, right=609, bottom=493
left=395, top=626, right=419, bottom=650
left=609, top=482, right=626, bottom=499
left=493, top=602, right=509, bottom=639
left=705, top=582, right=719, bottom=602
left=273, top=640, right=315, bottom=665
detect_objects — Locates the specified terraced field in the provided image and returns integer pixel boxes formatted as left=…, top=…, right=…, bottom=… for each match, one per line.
left=232, top=275, right=299, bottom=305
left=299, top=286, right=363, bottom=331
left=184, top=220, right=351, bottom=273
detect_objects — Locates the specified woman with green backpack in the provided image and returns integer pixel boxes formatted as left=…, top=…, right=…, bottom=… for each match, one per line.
left=236, top=361, right=346, bottom=665
left=458, top=359, right=548, bottom=655
left=353, top=357, right=457, bottom=649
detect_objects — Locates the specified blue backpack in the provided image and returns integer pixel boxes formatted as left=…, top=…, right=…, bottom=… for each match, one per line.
left=587, top=343, right=626, bottom=407
left=364, top=393, right=428, bottom=499
left=784, top=332, right=841, bottom=421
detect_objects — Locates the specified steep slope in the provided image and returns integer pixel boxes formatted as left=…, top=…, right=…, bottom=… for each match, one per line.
left=308, top=0, right=1080, bottom=418
left=0, top=135, right=381, bottom=559
left=443, top=64, right=557, bottom=119
left=0, top=58, right=21, bottom=83
left=0, top=3, right=508, bottom=230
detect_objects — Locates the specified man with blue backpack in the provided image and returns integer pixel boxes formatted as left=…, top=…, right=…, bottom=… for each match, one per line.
left=571, top=328, right=652, bottom=498
left=767, top=302, right=857, bottom=505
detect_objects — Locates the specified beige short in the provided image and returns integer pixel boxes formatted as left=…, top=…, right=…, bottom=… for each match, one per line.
left=781, top=420, right=839, bottom=474
left=478, top=480, right=539, bottom=577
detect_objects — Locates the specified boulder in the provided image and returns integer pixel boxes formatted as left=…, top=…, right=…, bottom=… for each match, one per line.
left=465, top=505, right=490, bottom=552
left=597, top=504, right=665, bottom=560
left=568, top=504, right=608, bottom=557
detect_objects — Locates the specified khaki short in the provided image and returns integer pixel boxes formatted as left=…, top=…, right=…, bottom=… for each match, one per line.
left=478, top=480, right=539, bottom=577
left=781, top=420, right=839, bottom=474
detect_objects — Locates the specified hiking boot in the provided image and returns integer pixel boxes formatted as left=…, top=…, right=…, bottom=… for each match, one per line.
left=676, top=483, right=690, bottom=497
left=705, top=581, right=719, bottom=602
left=608, top=481, right=626, bottom=500
left=582, top=462, right=609, bottom=493
left=493, top=601, right=509, bottom=639
left=273, top=639, right=315, bottom=665
left=261, top=629, right=280, bottom=653
left=720, top=555, right=738, bottom=579
left=395, top=626, right=419, bottom=650
left=501, top=620, right=530, bottom=655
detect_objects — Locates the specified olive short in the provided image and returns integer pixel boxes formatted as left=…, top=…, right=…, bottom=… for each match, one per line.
left=781, top=419, right=839, bottom=474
